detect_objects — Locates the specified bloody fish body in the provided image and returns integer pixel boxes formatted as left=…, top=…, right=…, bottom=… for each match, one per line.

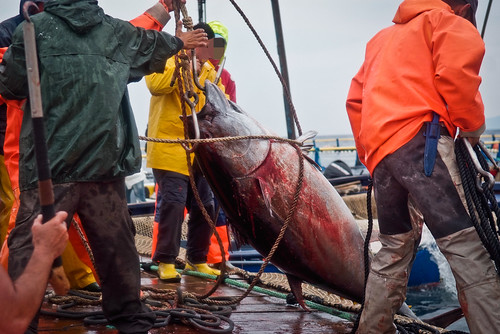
left=193, top=81, right=366, bottom=302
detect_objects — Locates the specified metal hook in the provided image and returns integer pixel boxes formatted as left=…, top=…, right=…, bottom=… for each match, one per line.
left=181, top=91, right=200, bottom=153
left=191, top=50, right=205, bottom=92
left=22, top=1, right=38, bottom=22
left=478, top=140, right=499, bottom=170
left=214, top=56, right=226, bottom=84
left=462, top=138, right=495, bottom=192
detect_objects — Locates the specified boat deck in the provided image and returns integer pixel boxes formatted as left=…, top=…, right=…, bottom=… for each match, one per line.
left=35, top=213, right=455, bottom=333
left=39, top=260, right=355, bottom=333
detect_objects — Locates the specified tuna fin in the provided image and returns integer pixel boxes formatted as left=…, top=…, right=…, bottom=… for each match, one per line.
left=286, top=274, right=309, bottom=311
left=422, top=307, right=464, bottom=329
left=296, top=130, right=318, bottom=145
left=255, top=177, right=275, bottom=218
left=293, top=130, right=322, bottom=171
left=296, top=130, right=317, bottom=155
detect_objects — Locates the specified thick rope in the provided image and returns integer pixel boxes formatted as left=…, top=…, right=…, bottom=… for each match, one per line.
left=350, top=180, right=373, bottom=333
left=455, top=139, right=500, bottom=271
left=139, top=134, right=303, bottom=146
left=198, top=142, right=305, bottom=306
left=227, top=0, right=302, bottom=137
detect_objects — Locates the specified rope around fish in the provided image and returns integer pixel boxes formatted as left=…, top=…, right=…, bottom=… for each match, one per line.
left=139, top=133, right=307, bottom=306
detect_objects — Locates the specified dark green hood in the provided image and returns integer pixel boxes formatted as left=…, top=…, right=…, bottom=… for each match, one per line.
left=44, top=0, right=103, bottom=34
left=0, top=0, right=182, bottom=190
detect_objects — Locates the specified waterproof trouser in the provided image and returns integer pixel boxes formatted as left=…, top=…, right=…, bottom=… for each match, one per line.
left=207, top=197, right=230, bottom=264
left=8, top=180, right=155, bottom=333
left=356, top=231, right=418, bottom=333
left=152, top=169, right=214, bottom=264
left=436, top=227, right=500, bottom=333
left=358, top=126, right=500, bottom=333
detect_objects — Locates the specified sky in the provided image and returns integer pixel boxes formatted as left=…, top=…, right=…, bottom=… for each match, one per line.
left=1, top=0, right=499, bottom=137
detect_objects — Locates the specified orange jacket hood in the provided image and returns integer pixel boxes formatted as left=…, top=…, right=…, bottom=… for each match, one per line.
left=393, top=0, right=452, bottom=24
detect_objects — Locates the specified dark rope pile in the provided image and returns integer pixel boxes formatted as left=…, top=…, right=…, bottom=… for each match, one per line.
left=42, top=287, right=235, bottom=333
left=455, top=139, right=500, bottom=271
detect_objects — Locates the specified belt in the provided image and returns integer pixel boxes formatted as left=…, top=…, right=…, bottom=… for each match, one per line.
left=422, top=123, right=450, bottom=136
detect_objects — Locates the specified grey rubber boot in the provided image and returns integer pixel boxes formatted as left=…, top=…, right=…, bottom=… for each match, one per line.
left=435, top=227, right=500, bottom=334
left=357, top=230, right=417, bottom=334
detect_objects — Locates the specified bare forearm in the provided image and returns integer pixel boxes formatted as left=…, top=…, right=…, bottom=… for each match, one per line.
left=0, top=249, right=52, bottom=334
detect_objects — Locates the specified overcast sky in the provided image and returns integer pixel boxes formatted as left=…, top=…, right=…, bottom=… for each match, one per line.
left=2, top=0, right=499, bottom=137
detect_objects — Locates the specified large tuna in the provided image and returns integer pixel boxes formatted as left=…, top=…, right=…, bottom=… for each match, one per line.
left=190, top=81, right=367, bottom=305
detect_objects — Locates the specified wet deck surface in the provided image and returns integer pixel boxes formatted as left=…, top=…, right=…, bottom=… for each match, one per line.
left=38, top=264, right=354, bottom=334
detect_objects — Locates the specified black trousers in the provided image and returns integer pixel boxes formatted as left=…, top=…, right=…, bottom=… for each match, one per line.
left=152, top=168, right=214, bottom=264
left=8, top=180, right=155, bottom=333
left=373, top=127, right=473, bottom=239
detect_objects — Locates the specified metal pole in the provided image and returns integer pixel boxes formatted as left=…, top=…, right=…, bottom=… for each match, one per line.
left=270, top=0, right=296, bottom=139
left=22, top=1, right=69, bottom=296
left=480, top=0, right=493, bottom=39
left=198, top=0, right=206, bottom=23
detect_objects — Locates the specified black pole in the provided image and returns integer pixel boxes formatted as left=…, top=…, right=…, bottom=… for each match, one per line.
left=480, top=0, right=493, bottom=39
left=270, top=0, right=296, bottom=140
left=198, top=0, right=206, bottom=23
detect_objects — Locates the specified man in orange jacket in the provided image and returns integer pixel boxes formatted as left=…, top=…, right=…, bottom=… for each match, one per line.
left=346, top=0, right=500, bottom=332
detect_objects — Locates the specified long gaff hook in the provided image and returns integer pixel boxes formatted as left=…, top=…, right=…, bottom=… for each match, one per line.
left=478, top=140, right=499, bottom=171
left=22, top=1, right=38, bottom=22
left=191, top=50, right=205, bottom=92
left=214, top=56, right=226, bottom=84
left=462, top=138, right=495, bottom=192
left=181, top=91, right=200, bottom=153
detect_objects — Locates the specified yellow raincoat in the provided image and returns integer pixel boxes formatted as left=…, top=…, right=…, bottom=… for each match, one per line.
left=146, top=56, right=226, bottom=175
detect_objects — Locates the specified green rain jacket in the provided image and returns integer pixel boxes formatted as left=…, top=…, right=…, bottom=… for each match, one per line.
left=0, top=0, right=183, bottom=191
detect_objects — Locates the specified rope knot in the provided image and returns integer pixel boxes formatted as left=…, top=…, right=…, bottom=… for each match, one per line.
left=182, top=16, right=193, bottom=30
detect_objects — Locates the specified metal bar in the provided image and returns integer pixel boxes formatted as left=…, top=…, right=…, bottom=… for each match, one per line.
left=270, top=0, right=296, bottom=140
left=22, top=1, right=69, bottom=296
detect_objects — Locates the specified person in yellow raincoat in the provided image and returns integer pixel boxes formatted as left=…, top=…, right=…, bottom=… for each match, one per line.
left=146, top=23, right=226, bottom=282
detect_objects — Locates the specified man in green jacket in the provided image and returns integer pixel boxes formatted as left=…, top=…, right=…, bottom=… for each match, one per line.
left=0, top=0, right=207, bottom=332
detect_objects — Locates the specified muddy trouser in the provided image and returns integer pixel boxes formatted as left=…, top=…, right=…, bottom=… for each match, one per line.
left=357, top=126, right=500, bottom=334
left=152, top=168, right=214, bottom=264
left=7, top=180, right=155, bottom=334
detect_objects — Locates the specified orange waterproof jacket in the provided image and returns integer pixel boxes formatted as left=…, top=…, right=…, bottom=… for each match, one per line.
left=346, top=0, right=485, bottom=174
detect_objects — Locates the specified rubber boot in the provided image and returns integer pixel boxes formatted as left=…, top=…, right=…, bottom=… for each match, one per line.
left=185, top=262, right=221, bottom=276
left=357, top=230, right=417, bottom=334
left=157, top=263, right=181, bottom=283
left=435, top=227, right=500, bottom=333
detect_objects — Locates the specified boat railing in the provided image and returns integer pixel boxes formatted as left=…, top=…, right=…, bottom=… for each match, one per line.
left=306, top=133, right=500, bottom=171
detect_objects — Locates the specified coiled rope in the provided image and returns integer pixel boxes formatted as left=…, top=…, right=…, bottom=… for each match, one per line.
left=455, top=139, right=500, bottom=270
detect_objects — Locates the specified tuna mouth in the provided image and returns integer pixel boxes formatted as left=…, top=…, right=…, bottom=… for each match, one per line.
left=205, top=80, right=231, bottom=112
left=185, top=109, right=214, bottom=140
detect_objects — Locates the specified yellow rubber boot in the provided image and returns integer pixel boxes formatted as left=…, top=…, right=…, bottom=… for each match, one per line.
left=185, top=263, right=221, bottom=276
left=157, top=263, right=181, bottom=283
